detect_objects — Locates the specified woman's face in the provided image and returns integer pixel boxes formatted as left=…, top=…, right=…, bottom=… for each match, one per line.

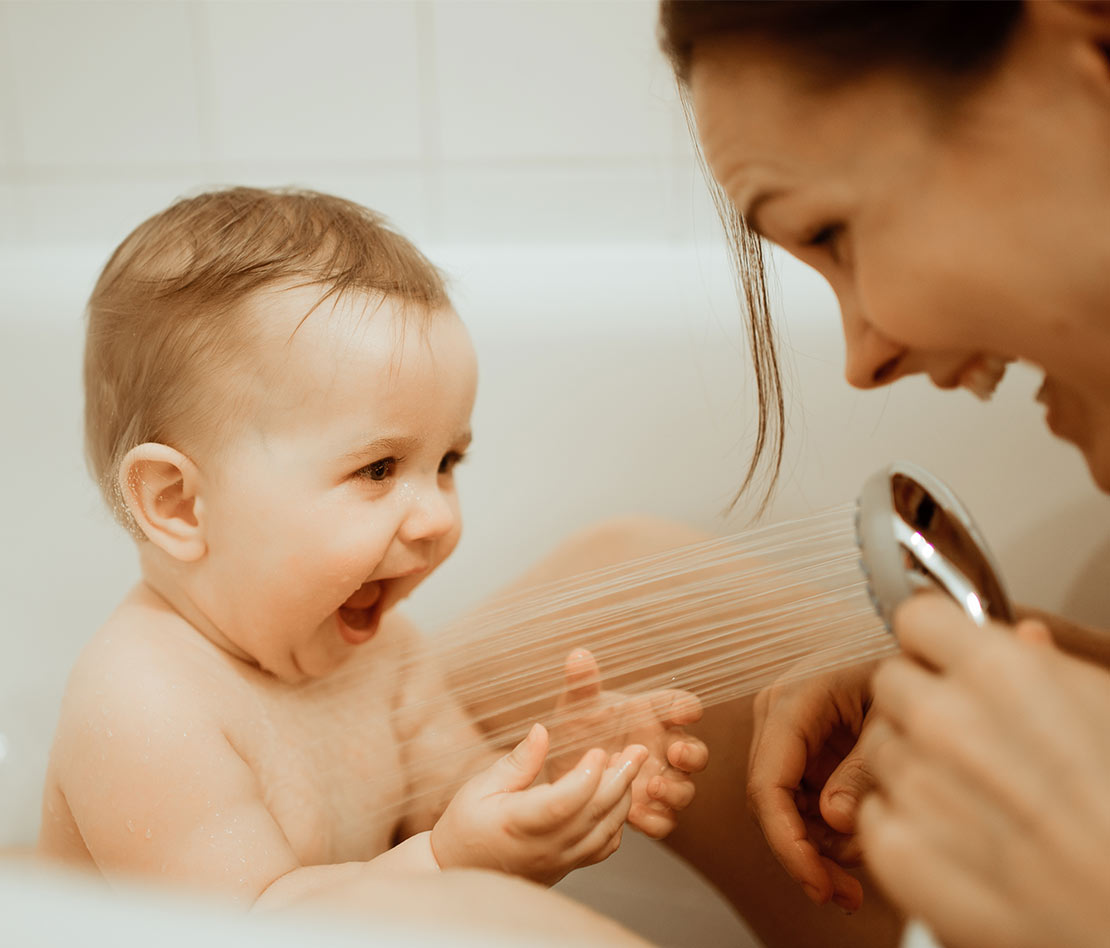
left=690, top=25, right=1110, bottom=488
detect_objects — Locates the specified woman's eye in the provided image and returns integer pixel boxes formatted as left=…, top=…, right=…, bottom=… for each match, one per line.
left=439, top=451, right=465, bottom=475
left=802, top=224, right=844, bottom=255
left=356, top=457, right=396, bottom=482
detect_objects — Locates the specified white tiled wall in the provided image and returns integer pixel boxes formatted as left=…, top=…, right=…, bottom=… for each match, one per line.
left=0, top=0, right=711, bottom=249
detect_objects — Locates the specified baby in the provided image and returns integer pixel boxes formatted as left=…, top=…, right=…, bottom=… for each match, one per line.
left=38, top=188, right=707, bottom=910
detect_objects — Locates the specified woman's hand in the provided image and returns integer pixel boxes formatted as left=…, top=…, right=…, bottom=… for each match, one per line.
left=747, top=657, right=887, bottom=911
left=859, top=593, right=1110, bottom=948
left=430, top=723, right=647, bottom=886
left=546, top=649, right=708, bottom=840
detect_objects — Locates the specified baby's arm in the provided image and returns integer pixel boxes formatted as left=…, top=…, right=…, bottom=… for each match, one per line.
left=389, top=615, right=653, bottom=883
left=390, top=614, right=505, bottom=832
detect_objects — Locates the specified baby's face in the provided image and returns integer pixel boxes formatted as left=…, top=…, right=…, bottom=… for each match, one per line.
left=191, top=284, right=476, bottom=681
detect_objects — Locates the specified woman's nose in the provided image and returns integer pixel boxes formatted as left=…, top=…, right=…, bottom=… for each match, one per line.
left=839, top=296, right=907, bottom=390
left=398, top=483, right=457, bottom=543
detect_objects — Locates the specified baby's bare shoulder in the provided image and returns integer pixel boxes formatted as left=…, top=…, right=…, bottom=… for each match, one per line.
left=56, top=588, right=245, bottom=759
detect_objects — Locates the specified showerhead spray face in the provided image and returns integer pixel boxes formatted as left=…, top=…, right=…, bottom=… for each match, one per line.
left=855, top=461, right=1014, bottom=635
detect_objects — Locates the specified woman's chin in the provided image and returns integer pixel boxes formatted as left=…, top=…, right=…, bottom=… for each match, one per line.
left=1082, top=444, right=1110, bottom=495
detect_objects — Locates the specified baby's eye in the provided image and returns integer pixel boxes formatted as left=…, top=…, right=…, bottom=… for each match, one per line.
left=439, top=451, right=466, bottom=475
left=355, top=457, right=396, bottom=482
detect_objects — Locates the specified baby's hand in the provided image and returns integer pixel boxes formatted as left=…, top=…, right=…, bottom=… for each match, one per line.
left=430, top=723, right=647, bottom=886
left=549, top=649, right=708, bottom=840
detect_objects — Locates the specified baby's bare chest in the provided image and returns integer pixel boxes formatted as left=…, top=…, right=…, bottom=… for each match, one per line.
left=235, top=668, right=409, bottom=866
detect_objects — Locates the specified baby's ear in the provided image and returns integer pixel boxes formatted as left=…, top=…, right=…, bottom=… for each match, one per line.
left=118, top=443, right=207, bottom=562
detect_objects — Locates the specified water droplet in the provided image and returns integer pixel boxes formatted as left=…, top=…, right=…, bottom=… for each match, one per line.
left=0, top=733, right=8, bottom=764
left=106, top=729, right=114, bottom=738
left=126, top=820, right=135, bottom=833
left=145, top=828, right=152, bottom=840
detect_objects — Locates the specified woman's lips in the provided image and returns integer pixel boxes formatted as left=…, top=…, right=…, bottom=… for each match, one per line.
left=337, top=581, right=383, bottom=645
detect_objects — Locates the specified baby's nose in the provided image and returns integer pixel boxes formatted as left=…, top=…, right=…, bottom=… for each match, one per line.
left=400, top=486, right=456, bottom=542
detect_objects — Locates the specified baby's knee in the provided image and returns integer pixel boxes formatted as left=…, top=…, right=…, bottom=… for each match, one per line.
left=557, top=515, right=711, bottom=573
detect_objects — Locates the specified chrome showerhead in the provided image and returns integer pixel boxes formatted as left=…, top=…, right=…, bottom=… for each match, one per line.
left=855, top=461, right=1014, bottom=635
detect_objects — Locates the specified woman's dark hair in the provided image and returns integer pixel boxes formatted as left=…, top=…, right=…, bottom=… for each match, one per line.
left=659, top=1, right=1023, bottom=515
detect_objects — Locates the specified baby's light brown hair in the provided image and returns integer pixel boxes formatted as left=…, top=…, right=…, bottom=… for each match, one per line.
left=84, top=186, right=449, bottom=529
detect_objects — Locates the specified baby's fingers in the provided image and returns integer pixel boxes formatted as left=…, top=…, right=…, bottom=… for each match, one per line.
left=592, top=745, right=649, bottom=813
left=510, top=747, right=608, bottom=833
left=667, top=735, right=709, bottom=774
left=628, top=800, right=678, bottom=840
left=649, top=689, right=704, bottom=727
left=647, top=771, right=696, bottom=811
left=571, top=762, right=645, bottom=866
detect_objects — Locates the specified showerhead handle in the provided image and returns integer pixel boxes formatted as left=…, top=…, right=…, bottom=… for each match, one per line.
left=855, top=461, right=1014, bottom=635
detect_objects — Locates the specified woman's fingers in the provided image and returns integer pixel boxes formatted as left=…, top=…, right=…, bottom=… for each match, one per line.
left=823, top=857, right=864, bottom=911
left=749, top=779, right=831, bottom=901
left=819, top=714, right=886, bottom=833
left=857, top=791, right=1014, bottom=948
left=892, top=592, right=1002, bottom=671
left=748, top=694, right=835, bottom=899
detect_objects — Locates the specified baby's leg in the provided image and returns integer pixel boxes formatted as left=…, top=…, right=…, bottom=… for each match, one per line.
left=451, top=516, right=904, bottom=948
left=299, top=867, right=653, bottom=946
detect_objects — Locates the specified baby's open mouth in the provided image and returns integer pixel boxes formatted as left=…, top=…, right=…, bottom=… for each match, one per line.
left=337, top=581, right=384, bottom=645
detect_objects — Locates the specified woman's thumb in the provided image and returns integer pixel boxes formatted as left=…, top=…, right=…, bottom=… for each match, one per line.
left=820, top=725, right=882, bottom=833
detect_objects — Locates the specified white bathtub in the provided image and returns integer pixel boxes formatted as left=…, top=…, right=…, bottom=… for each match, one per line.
left=2, top=241, right=1108, bottom=945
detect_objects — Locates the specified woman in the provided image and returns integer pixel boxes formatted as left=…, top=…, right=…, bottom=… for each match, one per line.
left=657, top=2, right=1110, bottom=946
